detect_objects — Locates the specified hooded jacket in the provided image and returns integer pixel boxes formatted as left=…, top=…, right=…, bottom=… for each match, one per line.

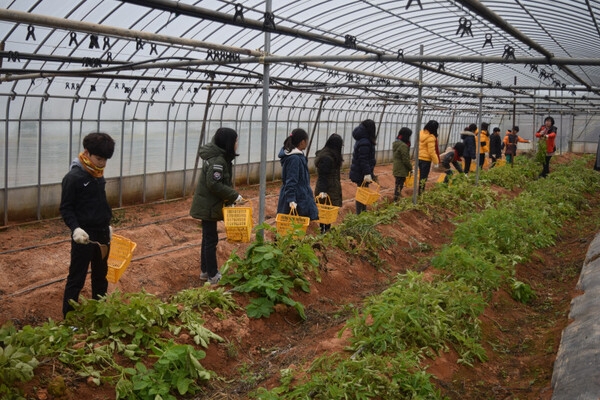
left=461, top=129, right=477, bottom=159
left=418, top=129, right=439, bottom=164
left=392, top=139, right=412, bottom=178
left=277, top=147, right=319, bottom=220
left=477, top=129, right=489, bottom=154
left=349, top=122, right=376, bottom=184
left=189, top=141, right=239, bottom=221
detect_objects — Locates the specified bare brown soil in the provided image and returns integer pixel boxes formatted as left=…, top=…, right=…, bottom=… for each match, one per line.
left=0, top=154, right=597, bottom=399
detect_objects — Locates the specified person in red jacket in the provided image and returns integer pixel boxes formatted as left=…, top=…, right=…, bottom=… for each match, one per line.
left=535, top=116, right=558, bottom=178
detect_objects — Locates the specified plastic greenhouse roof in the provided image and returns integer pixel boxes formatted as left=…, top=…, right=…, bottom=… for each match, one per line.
left=1, top=0, right=600, bottom=115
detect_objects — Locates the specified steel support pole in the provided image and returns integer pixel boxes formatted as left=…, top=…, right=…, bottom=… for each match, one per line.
left=257, top=0, right=272, bottom=237
left=412, top=45, right=424, bottom=205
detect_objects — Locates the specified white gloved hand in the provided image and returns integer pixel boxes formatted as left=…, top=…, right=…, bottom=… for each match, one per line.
left=363, top=174, right=373, bottom=183
left=319, top=192, right=327, bottom=199
left=235, top=195, right=245, bottom=204
left=72, top=227, right=89, bottom=244
left=433, top=164, right=439, bottom=169
left=289, top=201, right=297, bottom=210
left=109, top=226, right=113, bottom=242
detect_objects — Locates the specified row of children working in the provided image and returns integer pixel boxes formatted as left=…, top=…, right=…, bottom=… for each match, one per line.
left=394, top=117, right=559, bottom=200
left=58, top=117, right=559, bottom=315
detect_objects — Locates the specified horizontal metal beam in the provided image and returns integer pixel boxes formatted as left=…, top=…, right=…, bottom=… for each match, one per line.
left=119, top=0, right=383, bottom=56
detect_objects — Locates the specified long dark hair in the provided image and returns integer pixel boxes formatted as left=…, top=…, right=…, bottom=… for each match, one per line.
left=397, top=127, right=412, bottom=146
left=424, top=120, right=439, bottom=136
left=283, top=128, right=309, bottom=152
left=321, top=133, right=344, bottom=167
left=213, top=127, right=239, bottom=160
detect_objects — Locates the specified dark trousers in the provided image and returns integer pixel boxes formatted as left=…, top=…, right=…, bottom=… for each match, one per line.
left=394, top=176, right=406, bottom=201
left=201, top=220, right=219, bottom=278
left=418, top=160, right=432, bottom=194
left=319, top=223, right=331, bottom=234
left=463, top=157, right=473, bottom=174
left=479, top=154, right=486, bottom=167
left=63, top=228, right=110, bottom=317
left=540, top=155, right=552, bottom=177
left=356, top=200, right=367, bottom=214
left=490, top=154, right=499, bottom=168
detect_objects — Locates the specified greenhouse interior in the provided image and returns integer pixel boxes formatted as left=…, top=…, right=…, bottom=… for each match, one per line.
left=1, top=0, right=600, bottom=225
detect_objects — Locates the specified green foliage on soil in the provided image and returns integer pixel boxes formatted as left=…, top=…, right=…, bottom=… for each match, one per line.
left=255, top=155, right=600, bottom=399
left=1, top=155, right=599, bottom=400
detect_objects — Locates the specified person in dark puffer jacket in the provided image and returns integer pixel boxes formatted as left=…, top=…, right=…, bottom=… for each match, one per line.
left=349, top=119, right=377, bottom=214
left=276, top=128, right=319, bottom=222
left=314, top=133, right=344, bottom=233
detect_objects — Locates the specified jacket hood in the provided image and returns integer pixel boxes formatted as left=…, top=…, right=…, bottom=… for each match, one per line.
left=352, top=123, right=371, bottom=142
left=278, top=146, right=304, bottom=161
left=198, top=141, right=226, bottom=160
left=460, top=130, right=475, bottom=137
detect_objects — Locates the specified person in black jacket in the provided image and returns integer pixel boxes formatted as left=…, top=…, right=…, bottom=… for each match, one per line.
left=349, top=119, right=377, bottom=214
left=488, top=127, right=503, bottom=167
left=60, top=132, right=115, bottom=318
left=461, top=123, right=477, bottom=174
left=314, top=133, right=344, bottom=233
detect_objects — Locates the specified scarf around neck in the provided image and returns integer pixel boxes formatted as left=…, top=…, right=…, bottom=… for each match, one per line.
left=79, top=152, right=104, bottom=178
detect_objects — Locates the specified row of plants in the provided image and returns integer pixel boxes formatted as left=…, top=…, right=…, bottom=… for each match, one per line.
left=0, top=287, right=237, bottom=399
left=251, top=155, right=600, bottom=398
left=1, top=155, right=598, bottom=399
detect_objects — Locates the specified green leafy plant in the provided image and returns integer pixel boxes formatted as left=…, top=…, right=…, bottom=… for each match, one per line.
left=510, top=278, right=535, bottom=304
left=221, top=223, right=320, bottom=319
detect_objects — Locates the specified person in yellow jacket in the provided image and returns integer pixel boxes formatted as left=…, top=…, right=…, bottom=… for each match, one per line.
left=477, top=122, right=490, bottom=168
left=418, top=120, right=440, bottom=194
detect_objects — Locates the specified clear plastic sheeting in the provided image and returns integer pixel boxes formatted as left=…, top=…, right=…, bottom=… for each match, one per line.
left=1, top=0, right=600, bottom=223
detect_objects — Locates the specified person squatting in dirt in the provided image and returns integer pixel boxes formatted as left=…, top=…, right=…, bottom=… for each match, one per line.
left=60, top=132, right=115, bottom=318
left=440, top=142, right=465, bottom=183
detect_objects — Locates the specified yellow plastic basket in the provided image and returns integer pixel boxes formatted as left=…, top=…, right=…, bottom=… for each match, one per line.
left=223, top=206, right=253, bottom=243
left=405, top=171, right=418, bottom=188
left=106, top=234, right=137, bottom=283
left=355, top=182, right=380, bottom=205
left=315, top=195, right=340, bottom=225
left=276, top=208, right=310, bottom=236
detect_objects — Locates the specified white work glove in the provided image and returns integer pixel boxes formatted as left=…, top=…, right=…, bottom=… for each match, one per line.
left=363, top=174, right=373, bottom=183
left=289, top=201, right=297, bottom=210
left=434, top=164, right=439, bottom=169
left=109, top=226, right=113, bottom=242
left=319, top=192, right=327, bottom=199
left=72, top=227, right=89, bottom=244
left=235, top=195, right=245, bottom=204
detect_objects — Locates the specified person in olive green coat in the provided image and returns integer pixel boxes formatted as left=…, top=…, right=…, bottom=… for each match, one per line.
left=392, top=127, right=413, bottom=200
left=190, top=128, right=244, bottom=285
